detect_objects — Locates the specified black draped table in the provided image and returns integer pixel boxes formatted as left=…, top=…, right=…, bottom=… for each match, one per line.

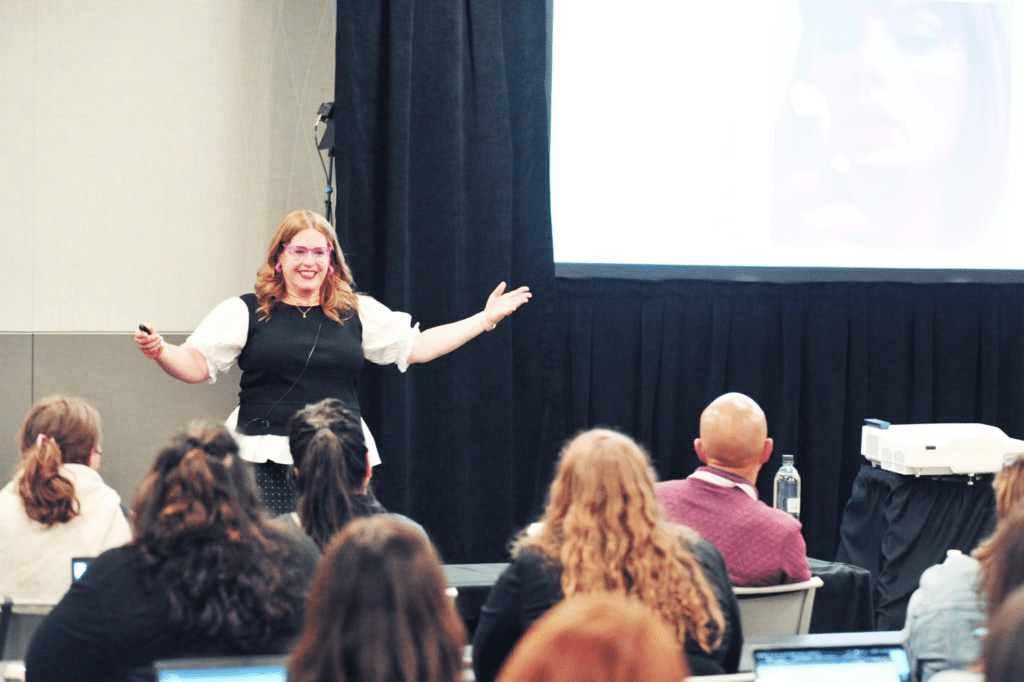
left=443, top=563, right=510, bottom=636
left=445, top=558, right=875, bottom=636
left=806, top=558, right=874, bottom=634
left=835, top=464, right=997, bottom=630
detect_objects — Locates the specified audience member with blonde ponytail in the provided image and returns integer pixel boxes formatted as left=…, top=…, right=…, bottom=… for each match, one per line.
left=25, top=422, right=320, bottom=682
left=472, top=428, right=742, bottom=682
left=0, top=395, right=130, bottom=603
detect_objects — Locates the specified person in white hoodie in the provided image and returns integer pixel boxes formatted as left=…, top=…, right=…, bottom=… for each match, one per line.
left=0, top=395, right=131, bottom=603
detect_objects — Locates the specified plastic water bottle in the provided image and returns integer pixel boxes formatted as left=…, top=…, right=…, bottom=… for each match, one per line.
left=773, top=454, right=801, bottom=520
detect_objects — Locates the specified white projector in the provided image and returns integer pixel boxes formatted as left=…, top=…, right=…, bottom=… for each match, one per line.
left=861, top=421, right=1024, bottom=477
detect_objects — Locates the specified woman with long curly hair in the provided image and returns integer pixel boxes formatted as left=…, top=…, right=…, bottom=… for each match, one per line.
left=0, top=395, right=131, bottom=603
left=134, top=209, right=530, bottom=514
left=472, top=428, right=742, bottom=681
left=289, top=514, right=467, bottom=682
left=25, top=422, right=320, bottom=682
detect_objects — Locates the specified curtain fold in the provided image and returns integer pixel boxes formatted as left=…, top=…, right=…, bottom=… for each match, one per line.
left=336, top=1, right=1024, bottom=567
left=336, top=0, right=560, bottom=562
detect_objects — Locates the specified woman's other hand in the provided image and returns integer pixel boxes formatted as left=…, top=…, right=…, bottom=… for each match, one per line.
left=482, top=282, right=532, bottom=329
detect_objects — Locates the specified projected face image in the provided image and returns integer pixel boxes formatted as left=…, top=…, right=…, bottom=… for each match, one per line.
left=808, top=1, right=968, bottom=171
left=772, top=0, right=1011, bottom=250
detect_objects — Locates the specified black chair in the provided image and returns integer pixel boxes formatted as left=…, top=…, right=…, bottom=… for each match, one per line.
left=0, top=598, right=11, bottom=660
left=0, top=599, right=54, bottom=661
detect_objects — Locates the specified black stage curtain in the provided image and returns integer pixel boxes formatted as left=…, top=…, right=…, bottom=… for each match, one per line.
left=335, top=2, right=1024, bottom=568
left=556, top=278, right=1024, bottom=561
left=334, top=1, right=562, bottom=563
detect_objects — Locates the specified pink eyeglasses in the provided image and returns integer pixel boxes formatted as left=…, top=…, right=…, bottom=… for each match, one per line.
left=282, top=245, right=333, bottom=261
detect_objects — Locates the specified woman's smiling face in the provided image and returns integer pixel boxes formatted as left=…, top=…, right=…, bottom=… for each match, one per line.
left=279, top=228, right=332, bottom=301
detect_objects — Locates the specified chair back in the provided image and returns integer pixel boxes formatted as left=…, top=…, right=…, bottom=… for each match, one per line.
left=732, top=576, right=823, bottom=637
left=0, top=600, right=55, bottom=660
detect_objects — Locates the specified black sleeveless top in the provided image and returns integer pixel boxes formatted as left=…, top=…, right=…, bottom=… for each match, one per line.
left=236, top=294, right=364, bottom=436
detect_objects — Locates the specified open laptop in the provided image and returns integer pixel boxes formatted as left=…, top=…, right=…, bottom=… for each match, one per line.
left=752, top=644, right=913, bottom=682
left=154, top=655, right=289, bottom=682
left=71, top=556, right=94, bottom=582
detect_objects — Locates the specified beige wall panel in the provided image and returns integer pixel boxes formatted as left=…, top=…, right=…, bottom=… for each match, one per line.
left=13, top=0, right=334, bottom=333
left=32, top=333, right=242, bottom=507
left=268, top=0, right=339, bottom=217
left=0, top=1, right=37, bottom=331
left=0, top=0, right=336, bottom=506
left=31, top=1, right=270, bottom=331
left=0, top=335, right=34, bottom=481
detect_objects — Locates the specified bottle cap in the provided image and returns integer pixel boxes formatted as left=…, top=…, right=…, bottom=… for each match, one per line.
left=782, top=454, right=794, bottom=465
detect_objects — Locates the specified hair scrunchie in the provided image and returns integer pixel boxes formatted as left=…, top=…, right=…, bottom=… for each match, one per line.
left=35, top=433, right=50, bottom=448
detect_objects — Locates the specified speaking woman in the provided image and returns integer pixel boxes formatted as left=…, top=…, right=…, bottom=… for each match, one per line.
left=134, top=209, right=530, bottom=513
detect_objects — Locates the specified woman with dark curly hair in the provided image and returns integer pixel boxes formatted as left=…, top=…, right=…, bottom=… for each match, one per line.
left=289, top=514, right=466, bottom=682
left=472, top=428, right=742, bottom=681
left=25, top=422, right=320, bottom=682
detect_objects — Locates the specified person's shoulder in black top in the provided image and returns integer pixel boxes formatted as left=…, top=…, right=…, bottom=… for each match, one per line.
left=26, top=522, right=320, bottom=682
left=471, top=546, right=563, bottom=682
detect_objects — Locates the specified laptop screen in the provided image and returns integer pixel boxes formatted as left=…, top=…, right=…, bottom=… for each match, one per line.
left=71, top=557, right=93, bottom=582
left=154, top=656, right=288, bottom=682
left=753, top=645, right=912, bottom=682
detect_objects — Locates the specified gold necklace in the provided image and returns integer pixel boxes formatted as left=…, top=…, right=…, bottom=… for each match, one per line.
left=297, top=305, right=314, bottom=319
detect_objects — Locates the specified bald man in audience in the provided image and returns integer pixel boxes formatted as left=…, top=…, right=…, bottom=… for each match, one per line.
left=656, top=392, right=812, bottom=586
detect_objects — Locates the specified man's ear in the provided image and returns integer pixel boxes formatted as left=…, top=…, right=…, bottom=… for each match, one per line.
left=761, top=437, right=774, bottom=464
left=694, top=438, right=709, bottom=464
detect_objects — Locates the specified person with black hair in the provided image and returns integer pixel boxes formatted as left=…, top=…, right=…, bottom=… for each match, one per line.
left=283, top=398, right=390, bottom=550
left=25, top=422, right=320, bottom=682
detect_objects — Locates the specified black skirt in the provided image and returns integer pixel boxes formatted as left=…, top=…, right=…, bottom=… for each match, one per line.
left=250, top=461, right=297, bottom=516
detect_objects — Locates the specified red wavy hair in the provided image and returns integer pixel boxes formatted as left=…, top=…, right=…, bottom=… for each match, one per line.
left=496, top=593, right=689, bottom=682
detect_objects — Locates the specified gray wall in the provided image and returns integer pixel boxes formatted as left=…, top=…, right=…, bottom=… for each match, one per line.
left=0, top=334, right=241, bottom=506
left=0, top=0, right=335, bottom=505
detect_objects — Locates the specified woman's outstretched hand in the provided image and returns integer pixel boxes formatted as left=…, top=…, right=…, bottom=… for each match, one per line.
left=483, top=282, right=532, bottom=329
left=134, top=323, right=164, bottom=359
